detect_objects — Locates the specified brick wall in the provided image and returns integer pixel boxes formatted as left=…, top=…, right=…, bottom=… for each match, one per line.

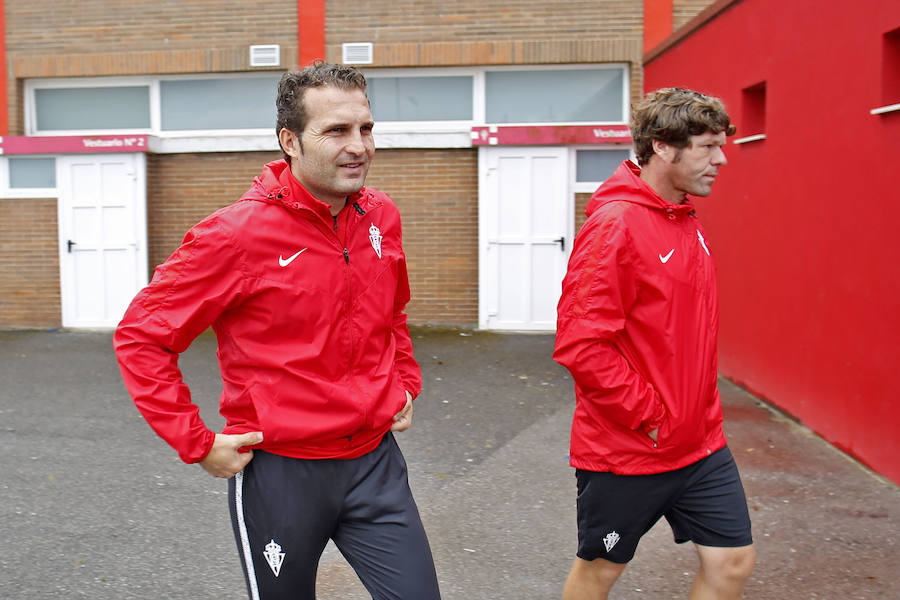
left=575, top=192, right=593, bottom=234
left=146, top=149, right=478, bottom=327
left=0, top=150, right=476, bottom=329
left=5, top=0, right=298, bottom=135
left=5, top=1, right=295, bottom=54
left=366, top=149, right=479, bottom=326
left=673, top=0, right=719, bottom=30
left=326, top=0, right=646, bottom=104
left=5, top=0, right=648, bottom=135
left=146, top=152, right=283, bottom=270
left=329, top=0, right=643, bottom=44
left=0, top=198, right=61, bottom=327
left=1, top=0, right=654, bottom=328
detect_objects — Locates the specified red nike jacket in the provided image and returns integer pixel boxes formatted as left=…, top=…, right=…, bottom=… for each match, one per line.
left=114, top=159, right=421, bottom=463
left=554, top=160, right=727, bottom=475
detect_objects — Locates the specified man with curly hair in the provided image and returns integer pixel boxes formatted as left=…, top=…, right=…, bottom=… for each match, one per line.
left=555, top=87, right=755, bottom=599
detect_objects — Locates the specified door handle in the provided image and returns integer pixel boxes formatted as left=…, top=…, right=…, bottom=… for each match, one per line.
left=67, top=240, right=77, bottom=253
left=553, top=236, right=566, bottom=252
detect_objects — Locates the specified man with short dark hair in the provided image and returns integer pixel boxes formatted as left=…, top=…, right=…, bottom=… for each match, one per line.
left=114, top=60, right=441, bottom=600
left=554, top=87, right=755, bottom=599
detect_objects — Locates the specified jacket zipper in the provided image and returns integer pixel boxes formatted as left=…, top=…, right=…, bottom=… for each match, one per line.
left=335, top=203, right=365, bottom=263
left=312, top=196, right=376, bottom=441
left=344, top=202, right=364, bottom=437
left=332, top=214, right=352, bottom=263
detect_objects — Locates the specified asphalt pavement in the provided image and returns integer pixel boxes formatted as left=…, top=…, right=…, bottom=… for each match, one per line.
left=1, top=327, right=898, bottom=599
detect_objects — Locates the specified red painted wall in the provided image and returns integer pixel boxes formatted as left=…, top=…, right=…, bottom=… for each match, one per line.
left=298, top=0, right=326, bottom=66
left=644, top=0, right=900, bottom=483
left=644, top=0, right=673, bottom=53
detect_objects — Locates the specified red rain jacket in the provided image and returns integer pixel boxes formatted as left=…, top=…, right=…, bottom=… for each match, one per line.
left=114, top=160, right=421, bottom=464
left=554, top=160, right=727, bottom=475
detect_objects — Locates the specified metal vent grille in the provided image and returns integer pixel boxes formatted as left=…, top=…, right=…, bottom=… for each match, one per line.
left=250, top=45, right=281, bottom=67
left=342, top=43, right=373, bottom=65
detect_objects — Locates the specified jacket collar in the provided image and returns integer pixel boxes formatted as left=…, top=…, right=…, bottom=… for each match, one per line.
left=241, top=159, right=369, bottom=220
left=586, top=160, right=696, bottom=219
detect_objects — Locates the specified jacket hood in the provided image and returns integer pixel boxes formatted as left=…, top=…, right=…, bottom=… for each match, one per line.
left=586, top=160, right=695, bottom=219
left=239, top=159, right=373, bottom=217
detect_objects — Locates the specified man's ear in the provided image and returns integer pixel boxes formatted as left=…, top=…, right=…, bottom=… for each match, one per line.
left=652, top=138, right=675, bottom=164
left=279, top=128, right=301, bottom=159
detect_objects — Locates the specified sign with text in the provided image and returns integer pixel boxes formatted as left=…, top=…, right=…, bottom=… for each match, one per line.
left=0, top=135, right=149, bottom=155
left=471, top=125, right=631, bottom=146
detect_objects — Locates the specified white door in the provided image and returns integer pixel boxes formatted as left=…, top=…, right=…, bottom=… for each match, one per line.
left=479, top=146, right=571, bottom=331
left=57, top=153, right=148, bottom=328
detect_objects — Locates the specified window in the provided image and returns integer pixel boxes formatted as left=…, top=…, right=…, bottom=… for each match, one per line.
left=25, top=65, right=630, bottom=149
left=0, top=157, right=57, bottom=198
left=734, top=81, right=767, bottom=145
left=26, top=74, right=281, bottom=136
left=160, top=76, right=280, bottom=131
left=874, top=27, right=900, bottom=114
left=9, top=157, right=56, bottom=188
left=742, top=82, right=766, bottom=134
left=368, top=76, right=473, bottom=121
left=363, top=64, right=628, bottom=145
left=575, top=149, right=631, bottom=183
left=485, top=68, right=624, bottom=124
left=34, top=86, right=150, bottom=132
left=370, top=67, right=627, bottom=125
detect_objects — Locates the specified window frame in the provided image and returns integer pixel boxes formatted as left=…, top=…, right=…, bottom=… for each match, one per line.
left=157, top=73, right=283, bottom=135
left=25, top=72, right=283, bottom=138
left=24, top=64, right=631, bottom=150
left=360, top=66, right=480, bottom=134
left=365, top=68, right=478, bottom=127
left=0, top=155, right=58, bottom=198
left=25, top=76, right=156, bottom=136
left=363, top=63, right=630, bottom=133
left=569, top=146, right=634, bottom=193
left=482, top=64, right=630, bottom=127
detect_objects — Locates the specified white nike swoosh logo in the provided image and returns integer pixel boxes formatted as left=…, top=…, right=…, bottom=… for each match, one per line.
left=278, top=248, right=308, bottom=267
left=659, top=249, right=675, bottom=263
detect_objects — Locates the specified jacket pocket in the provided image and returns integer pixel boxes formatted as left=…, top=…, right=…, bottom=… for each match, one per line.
left=640, top=403, right=668, bottom=450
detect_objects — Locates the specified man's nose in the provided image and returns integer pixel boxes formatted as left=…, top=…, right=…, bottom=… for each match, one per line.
left=712, top=146, right=727, bottom=166
left=345, top=131, right=368, bottom=155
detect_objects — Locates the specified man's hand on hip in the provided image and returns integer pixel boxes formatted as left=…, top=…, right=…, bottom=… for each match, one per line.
left=391, top=391, right=414, bottom=432
left=199, top=431, right=263, bottom=478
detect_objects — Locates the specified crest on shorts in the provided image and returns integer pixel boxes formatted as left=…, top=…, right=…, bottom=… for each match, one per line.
left=603, top=531, right=620, bottom=553
left=369, top=223, right=383, bottom=259
left=263, top=539, right=285, bottom=577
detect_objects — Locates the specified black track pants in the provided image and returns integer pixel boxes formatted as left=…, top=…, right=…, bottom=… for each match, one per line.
left=228, top=433, right=441, bottom=600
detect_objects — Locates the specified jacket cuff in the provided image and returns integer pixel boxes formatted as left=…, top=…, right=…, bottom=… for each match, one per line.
left=179, top=428, right=216, bottom=464
left=400, top=375, right=422, bottom=399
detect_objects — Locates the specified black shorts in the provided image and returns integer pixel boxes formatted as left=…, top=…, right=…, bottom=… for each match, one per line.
left=575, top=446, right=753, bottom=564
left=228, top=433, right=441, bottom=600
